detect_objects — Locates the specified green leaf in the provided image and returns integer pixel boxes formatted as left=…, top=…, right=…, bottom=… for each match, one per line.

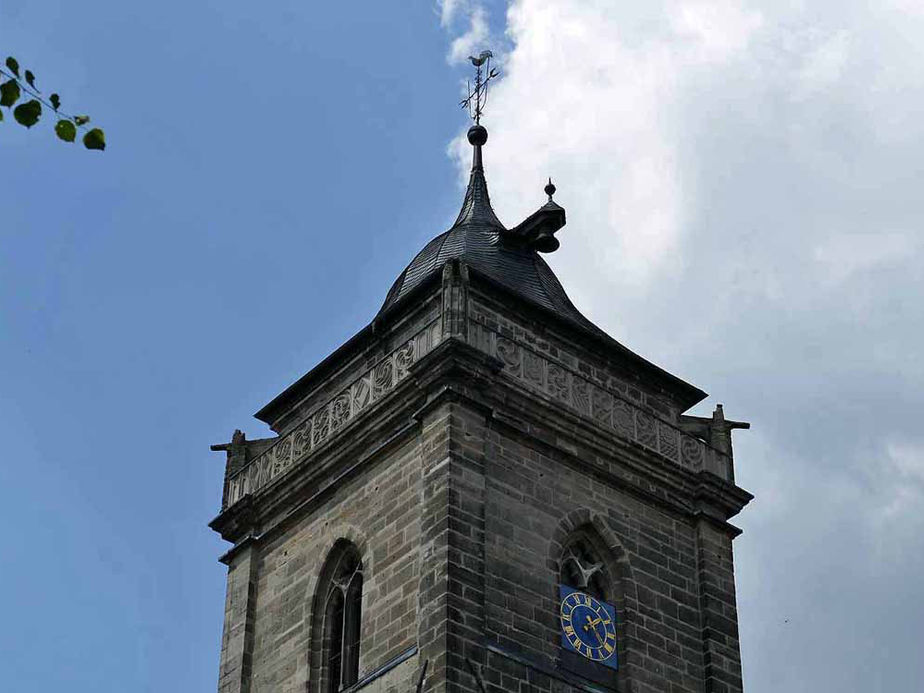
left=5, top=57, right=19, bottom=77
left=0, top=79, right=20, bottom=107
left=24, top=70, right=36, bottom=90
left=55, top=119, right=76, bottom=142
left=0, top=107, right=3, bottom=121
left=74, top=115, right=90, bottom=126
left=13, top=99, right=41, bottom=127
left=82, top=127, right=105, bottom=150
left=50, top=93, right=60, bottom=110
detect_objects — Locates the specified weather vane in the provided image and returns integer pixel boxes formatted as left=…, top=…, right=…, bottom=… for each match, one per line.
left=460, top=50, right=499, bottom=124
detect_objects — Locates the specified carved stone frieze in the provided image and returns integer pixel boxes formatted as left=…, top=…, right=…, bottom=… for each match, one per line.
left=681, top=435, right=704, bottom=468
left=468, top=303, right=731, bottom=481
left=312, top=409, right=329, bottom=447
left=636, top=411, right=658, bottom=450
left=659, top=423, right=680, bottom=463
left=572, top=378, right=591, bottom=416
left=352, top=376, right=373, bottom=414
left=613, top=400, right=635, bottom=440
left=496, top=337, right=521, bottom=374
left=523, top=350, right=544, bottom=389
left=591, top=387, right=613, bottom=425
left=330, top=392, right=351, bottom=431
left=292, top=420, right=311, bottom=458
left=548, top=363, right=570, bottom=403
left=224, top=320, right=441, bottom=509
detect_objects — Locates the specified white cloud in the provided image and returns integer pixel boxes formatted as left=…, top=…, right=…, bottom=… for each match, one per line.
left=443, top=1, right=924, bottom=689
left=794, top=29, right=850, bottom=96
left=449, top=5, right=490, bottom=64
left=671, top=1, right=764, bottom=62
left=439, top=0, right=494, bottom=64
left=813, top=232, right=917, bottom=286
left=439, top=0, right=465, bottom=27
left=450, top=0, right=773, bottom=289
left=878, top=440, right=924, bottom=522
left=887, top=440, right=924, bottom=481
left=888, top=0, right=924, bottom=16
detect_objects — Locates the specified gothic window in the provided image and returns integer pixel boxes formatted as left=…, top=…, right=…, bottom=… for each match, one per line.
left=560, top=533, right=611, bottom=602
left=316, top=541, right=364, bottom=693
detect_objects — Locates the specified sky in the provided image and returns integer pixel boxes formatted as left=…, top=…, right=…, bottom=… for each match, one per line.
left=1, top=1, right=922, bottom=691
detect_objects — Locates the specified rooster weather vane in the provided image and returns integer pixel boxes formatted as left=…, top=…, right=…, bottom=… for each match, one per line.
left=460, top=51, right=499, bottom=124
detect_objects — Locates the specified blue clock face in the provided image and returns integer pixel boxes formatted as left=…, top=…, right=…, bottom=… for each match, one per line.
left=559, top=585, right=618, bottom=668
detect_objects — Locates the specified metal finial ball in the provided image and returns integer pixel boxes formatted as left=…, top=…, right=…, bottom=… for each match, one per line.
left=468, top=125, right=488, bottom=146
left=544, top=178, right=556, bottom=197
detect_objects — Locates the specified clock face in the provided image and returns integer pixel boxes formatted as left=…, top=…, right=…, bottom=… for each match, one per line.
left=559, top=585, right=618, bottom=667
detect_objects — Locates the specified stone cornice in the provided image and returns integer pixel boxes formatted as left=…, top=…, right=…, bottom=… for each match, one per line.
left=209, top=339, right=506, bottom=548
left=483, top=374, right=751, bottom=524
left=212, top=331, right=751, bottom=549
left=209, top=401, right=422, bottom=546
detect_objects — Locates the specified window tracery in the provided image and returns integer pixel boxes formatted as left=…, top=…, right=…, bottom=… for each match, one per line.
left=315, top=541, right=363, bottom=693
left=560, top=533, right=611, bottom=602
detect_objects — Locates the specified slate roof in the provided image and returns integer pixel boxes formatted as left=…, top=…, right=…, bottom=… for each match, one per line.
left=378, top=148, right=607, bottom=340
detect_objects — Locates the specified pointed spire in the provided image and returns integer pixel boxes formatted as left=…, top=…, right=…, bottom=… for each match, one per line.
left=452, top=124, right=504, bottom=229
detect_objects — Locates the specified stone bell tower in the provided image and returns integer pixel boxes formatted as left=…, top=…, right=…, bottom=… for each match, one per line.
left=209, top=58, right=752, bottom=693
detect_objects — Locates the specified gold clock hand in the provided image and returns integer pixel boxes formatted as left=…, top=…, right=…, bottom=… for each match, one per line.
left=584, top=614, right=603, bottom=645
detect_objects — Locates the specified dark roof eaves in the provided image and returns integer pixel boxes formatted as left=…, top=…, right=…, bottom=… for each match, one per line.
left=254, top=322, right=375, bottom=427
left=259, top=272, right=447, bottom=428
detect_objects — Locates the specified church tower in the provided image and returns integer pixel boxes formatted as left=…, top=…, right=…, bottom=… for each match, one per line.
left=209, top=59, right=753, bottom=693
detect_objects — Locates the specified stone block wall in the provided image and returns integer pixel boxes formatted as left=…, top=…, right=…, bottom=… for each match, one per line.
left=479, top=423, right=713, bottom=693
left=216, top=435, right=423, bottom=693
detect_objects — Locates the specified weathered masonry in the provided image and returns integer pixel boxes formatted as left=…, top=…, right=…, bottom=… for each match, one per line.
left=209, top=115, right=753, bottom=693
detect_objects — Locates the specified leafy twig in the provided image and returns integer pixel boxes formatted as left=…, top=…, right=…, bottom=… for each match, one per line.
left=0, top=55, right=106, bottom=150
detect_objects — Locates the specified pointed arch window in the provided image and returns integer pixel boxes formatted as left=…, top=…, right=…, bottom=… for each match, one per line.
left=555, top=522, right=632, bottom=690
left=317, top=542, right=364, bottom=693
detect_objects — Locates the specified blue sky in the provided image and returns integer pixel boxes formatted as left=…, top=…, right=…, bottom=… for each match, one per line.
left=2, top=1, right=923, bottom=692
left=0, top=2, right=469, bottom=690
